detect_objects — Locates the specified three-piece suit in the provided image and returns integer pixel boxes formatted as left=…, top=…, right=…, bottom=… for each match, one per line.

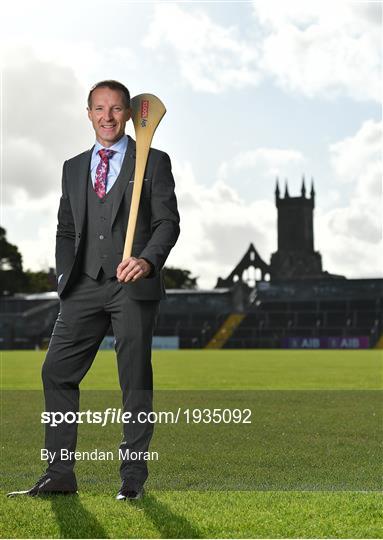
left=42, top=134, right=180, bottom=490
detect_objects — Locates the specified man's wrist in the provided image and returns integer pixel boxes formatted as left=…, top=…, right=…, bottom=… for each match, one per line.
left=140, top=257, right=155, bottom=278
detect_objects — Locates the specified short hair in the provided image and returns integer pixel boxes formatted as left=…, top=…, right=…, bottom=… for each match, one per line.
left=87, top=80, right=131, bottom=109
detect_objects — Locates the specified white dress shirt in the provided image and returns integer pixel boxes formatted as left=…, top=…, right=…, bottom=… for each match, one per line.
left=90, top=134, right=128, bottom=193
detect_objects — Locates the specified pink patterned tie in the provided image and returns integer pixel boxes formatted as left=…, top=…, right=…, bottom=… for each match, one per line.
left=94, top=148, right=116, bottom=198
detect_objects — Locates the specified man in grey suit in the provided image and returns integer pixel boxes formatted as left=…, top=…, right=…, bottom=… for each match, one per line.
left=8, top=80, right=180, bottom=500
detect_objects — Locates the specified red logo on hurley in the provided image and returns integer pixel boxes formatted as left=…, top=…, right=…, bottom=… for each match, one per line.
left=141, top=100, right=149, bottom=119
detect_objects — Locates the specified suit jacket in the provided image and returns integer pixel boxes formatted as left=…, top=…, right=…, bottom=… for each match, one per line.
left=55, top=135, right=180, bottom=300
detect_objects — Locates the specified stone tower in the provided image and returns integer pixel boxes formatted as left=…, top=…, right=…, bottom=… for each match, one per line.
left=270, top=176, right=324, bottom=280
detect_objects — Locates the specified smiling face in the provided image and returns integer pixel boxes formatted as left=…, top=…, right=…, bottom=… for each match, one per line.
left=87, top=87, right=131, bottom=147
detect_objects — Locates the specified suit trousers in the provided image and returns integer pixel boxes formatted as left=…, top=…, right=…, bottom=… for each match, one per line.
left=42, top=270, right=160, bottom=489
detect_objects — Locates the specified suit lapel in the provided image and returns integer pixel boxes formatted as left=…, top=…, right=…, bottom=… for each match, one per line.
left=70, top=136, right=135, bottom=232
left=72, top=148, right=92, bottom=234
left=111, top=135, right=136, bottom=226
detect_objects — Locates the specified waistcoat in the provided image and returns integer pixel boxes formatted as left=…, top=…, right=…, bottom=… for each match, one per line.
left=82, top=173, right=123, bottom=279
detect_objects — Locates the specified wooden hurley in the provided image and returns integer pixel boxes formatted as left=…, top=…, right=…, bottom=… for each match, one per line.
left=122, top=93, right=166, bottom=260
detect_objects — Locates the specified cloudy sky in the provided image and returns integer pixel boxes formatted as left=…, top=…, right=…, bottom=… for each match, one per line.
left=1, top=0, right=382, bottom=288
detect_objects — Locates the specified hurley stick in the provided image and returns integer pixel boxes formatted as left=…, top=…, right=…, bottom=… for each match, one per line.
left=122, top=94, right=166, bottom=260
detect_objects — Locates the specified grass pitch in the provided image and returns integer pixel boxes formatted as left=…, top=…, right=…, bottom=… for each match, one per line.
left=1, top=349, right=382, bottom=538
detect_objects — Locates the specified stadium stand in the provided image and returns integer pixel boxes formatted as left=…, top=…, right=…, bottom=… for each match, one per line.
left=2, top=278, right=381, bottom=350
left=225, top=279, right=383, bottom=349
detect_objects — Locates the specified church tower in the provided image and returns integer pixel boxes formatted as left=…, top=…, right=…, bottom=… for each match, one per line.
left=270, top=176, right=323, bottom=280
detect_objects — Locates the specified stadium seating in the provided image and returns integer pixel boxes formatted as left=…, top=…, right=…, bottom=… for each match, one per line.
left=1, top=278, right=382, bottom=350
left=226, top=279, right=383, bottom=349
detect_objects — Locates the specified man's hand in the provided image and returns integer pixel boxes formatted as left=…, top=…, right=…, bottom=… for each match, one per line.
left=116, top=257, right=151, bottom=283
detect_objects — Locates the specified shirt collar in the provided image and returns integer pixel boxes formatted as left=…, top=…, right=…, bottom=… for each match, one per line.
left=94, top=134, right=128, bottom=155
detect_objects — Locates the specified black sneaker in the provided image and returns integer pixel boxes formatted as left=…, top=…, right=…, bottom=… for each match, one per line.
left=7, top=472, right=78, bottom=497
left=116, top=479, right=144, bottom=501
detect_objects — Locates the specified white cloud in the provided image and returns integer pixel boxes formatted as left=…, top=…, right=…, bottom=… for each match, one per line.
left=1, top=49, right=91, bottom=269
left=1, top=2, right=380, bottom=285
left=167, top=159, right=276, bottom=288
left=2, top=49, right=90, bottom=203
left=218, top=147, right=306, bottom=198
left=169, top=120, right=382, bottom=288
left=219, top=147, right=304, bottom=175
left=143, top=4, right=261, bottom=93
left=254, top=0, right=382, bottom=102
left=2, top=192, right=58, bottom=272
left=143, top=2, right=381, bottom=102
left=4, top=138, right=58, bottom=203
left=329, top=119, right=382, bottom=186
left=316, top=119, right=382, bottom=278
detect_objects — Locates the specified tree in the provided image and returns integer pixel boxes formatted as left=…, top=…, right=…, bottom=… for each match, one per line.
left=0, top=228, right=56, bottom=295
left=163, top=267, right=198, bottom=289
left=23, top=270, right=55, bottom=293
left=0, top=227, right=27, bottom=295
